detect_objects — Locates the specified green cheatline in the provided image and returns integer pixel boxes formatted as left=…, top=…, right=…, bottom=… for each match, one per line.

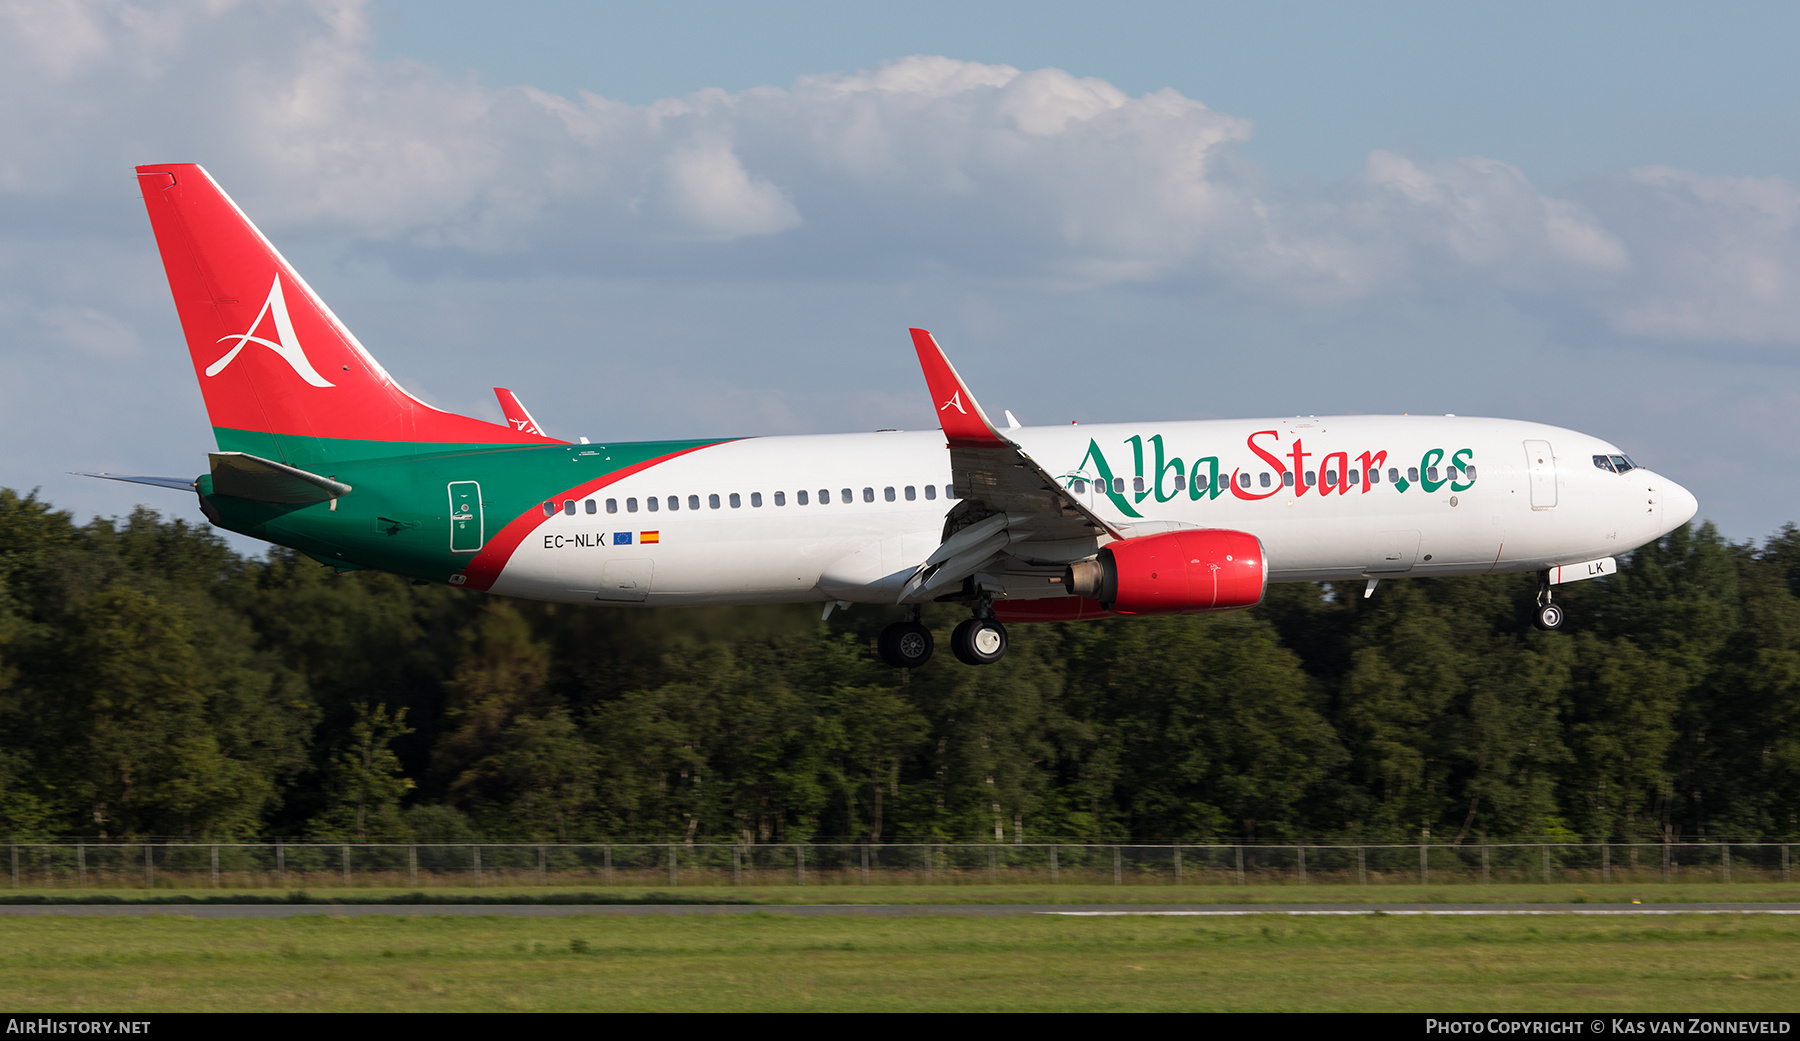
left=201, top=427, right=728, bottom=580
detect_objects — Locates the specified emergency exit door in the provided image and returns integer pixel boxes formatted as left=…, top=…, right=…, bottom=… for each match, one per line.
left=448, top=481, right=484, bottom=553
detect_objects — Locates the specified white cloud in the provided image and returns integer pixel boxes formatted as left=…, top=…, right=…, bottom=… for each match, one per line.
left=1587, top=168, right=1800, bottom=343
left=0, top=0, right=1796, bottom=345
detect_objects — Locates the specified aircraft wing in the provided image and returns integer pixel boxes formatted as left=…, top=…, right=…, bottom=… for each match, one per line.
left=901, top=329, right=1119, bottom=601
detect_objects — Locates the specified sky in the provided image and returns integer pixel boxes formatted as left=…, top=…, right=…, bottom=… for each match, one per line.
left=3, top=0, right=1798, bottom=545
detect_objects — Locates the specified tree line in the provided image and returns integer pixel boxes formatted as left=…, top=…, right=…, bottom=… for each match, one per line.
left=0, top=487, right=1794, bottom=845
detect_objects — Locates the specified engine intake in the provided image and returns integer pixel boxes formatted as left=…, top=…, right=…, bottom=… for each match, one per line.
left=1065, top=529, right=1267, bottom=615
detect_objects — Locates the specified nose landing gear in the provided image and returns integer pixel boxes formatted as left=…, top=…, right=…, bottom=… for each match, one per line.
left=1532, top=577, right=1564, bottom=631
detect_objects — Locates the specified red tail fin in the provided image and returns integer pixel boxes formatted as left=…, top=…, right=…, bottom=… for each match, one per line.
left=135, top=164, right=563, bottom=462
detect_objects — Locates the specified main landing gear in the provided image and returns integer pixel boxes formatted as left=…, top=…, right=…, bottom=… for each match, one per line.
left=878, top=610, right=935, bottom=669
left=876, top=604, right=1011, bottom=668
left=1532, top=577, right=1564, bottom=631
left=950, top=601, right=1008, bottom=666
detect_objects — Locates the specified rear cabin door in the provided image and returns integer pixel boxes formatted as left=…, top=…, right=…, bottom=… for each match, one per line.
left=448, top=481, right=484, bottom=553
left=1523, top=440, right=1557, bottom=510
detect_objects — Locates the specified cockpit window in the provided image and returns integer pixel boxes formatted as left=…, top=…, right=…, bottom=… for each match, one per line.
left=1593, top=455, right=1617, bottom=474
left=1610, top=455, right=1637, bottom=473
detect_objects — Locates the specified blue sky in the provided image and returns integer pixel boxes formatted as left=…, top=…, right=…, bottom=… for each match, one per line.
left=2, top=1, right=1797, bottom=543
left=372, top=0, right=1800, bottom=184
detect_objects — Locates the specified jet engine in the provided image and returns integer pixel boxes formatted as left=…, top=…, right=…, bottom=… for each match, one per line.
left=1064, top=529, right=1267, bottom=615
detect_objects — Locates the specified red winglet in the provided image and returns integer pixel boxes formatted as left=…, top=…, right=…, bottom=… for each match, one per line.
left=909, top=328, right=1009, bottom=448
left=494, top=388, right=545, bottom=437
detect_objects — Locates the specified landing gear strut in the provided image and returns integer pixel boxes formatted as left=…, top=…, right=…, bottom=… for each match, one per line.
left=1533, top=577, right=1564, bottom=631
left=950, top=601, right=1008, bottom=665
left=878, top=610, right=935, bottom=669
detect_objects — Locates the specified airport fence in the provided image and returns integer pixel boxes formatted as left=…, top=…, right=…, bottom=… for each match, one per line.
left=2, top=841, right=1796, bottom=890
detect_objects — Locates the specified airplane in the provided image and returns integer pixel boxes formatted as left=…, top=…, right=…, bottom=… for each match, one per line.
left=88, top=164, right=1700, bottom=669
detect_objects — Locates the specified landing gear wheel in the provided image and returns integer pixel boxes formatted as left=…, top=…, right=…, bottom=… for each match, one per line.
left=878, top=621, right=935, bottom=668
left=1533, top=602, right=1564, bottom=631
left=950, top=618, right=1008, bottom=665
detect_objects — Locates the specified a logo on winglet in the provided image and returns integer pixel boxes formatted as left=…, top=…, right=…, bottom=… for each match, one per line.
left=207, top=275, right=335, bottom=388
left=940, top=391, right=966, bottom=415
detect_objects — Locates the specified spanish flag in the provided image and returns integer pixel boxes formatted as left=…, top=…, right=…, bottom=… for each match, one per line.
left=640, top=531, right=660, bottom=544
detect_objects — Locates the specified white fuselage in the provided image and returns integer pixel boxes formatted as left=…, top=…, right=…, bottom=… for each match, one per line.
left=490, top=415, right=1698, bottom=606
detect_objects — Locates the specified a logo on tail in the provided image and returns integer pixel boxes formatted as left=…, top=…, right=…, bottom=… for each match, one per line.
left=940, top=391, right=967, bottom=415
left=207, top=275, right=335, bottom=388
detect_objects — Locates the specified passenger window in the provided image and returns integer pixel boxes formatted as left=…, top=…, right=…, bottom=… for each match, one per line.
left=730, top=493, right=742, bottom=508
left=1112, top=478, right=1125, bottom=494
left=1407, top=467, right=1419, bottom=482
left=1465, top=466, right=1477, bottom=481
left=843, top=488, right=854, bottom=503
left=668, top=496, right=679, bottom=511
left=688, top=495, right=700, bottom=510
left=1304, top=471, right=1316, bottom=487
left=1348, top=470, right=1359, bottom=486
left=606, top=498, right=618, bottom=514
left=774, top=491, right=786, bottom=506
left=647, top=497, right=658, bottom=512
left=542, top=501, right=555, bottom=517
left=627, top=498, right=639, bottom=513
left=1133, top=477, right=1145, bottom=493
left=562, top=500, right=575, bottom=515
left=1324, top=470, right=1336, bottom=488
left=797, top=490, right=809, bottom=505
left=709, top=494, right=721, bottom=509
left=1173, top=474, right=1186, bottom=491
left=947, top=485, right=959, bottom=499
left=1365, top=469, right=1377, bottom=485
left=1427, top=466, right=1439, bottom=482
left=905, top=486, right=916, bottom=501
left=1071, top=479, right=1087, bottom=494
left=1387, top=468, right=1399, bottom=484
left=819, top=489, right=830, bottom=504
left=751, top=492, right=762, bottom=507
left=1260, top=472, right=1272, bottom=488
left=883, top=487, right=895, bottom=502
left=925, top=485, right=937, bottom=500
left=1238, top=473, right=1251, bottom=489
left=1282, top=472, right=1294, bottom=488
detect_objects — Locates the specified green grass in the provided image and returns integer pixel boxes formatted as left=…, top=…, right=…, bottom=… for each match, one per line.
left=2, top=913, right=1799, bottom=1011
left=6, top=882, right=1800, bottom=905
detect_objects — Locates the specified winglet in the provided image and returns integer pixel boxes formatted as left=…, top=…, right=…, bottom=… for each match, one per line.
left=910, top=329, right=1010, bottom=449
left=494, top=388, right=546, bottom=438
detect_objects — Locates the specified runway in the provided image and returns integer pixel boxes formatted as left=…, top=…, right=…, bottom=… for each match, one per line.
left=2, top=902, right=1798, bottom=918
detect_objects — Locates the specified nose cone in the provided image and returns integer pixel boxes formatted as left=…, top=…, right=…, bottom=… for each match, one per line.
left=1662, top=476, right=1699, bottom=534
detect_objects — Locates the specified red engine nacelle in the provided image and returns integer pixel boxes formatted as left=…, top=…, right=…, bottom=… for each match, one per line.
left=1064, top=529, right=1266, bottom=615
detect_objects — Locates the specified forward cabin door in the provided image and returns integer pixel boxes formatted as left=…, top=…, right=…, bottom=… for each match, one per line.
left=448, top=481, right=484, bottom=553
left=1524, top=440, right=1557, bottom=510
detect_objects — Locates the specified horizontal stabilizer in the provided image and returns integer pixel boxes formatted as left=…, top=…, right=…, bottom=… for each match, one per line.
left=208, top=452, right=351, bottom=503
left=72, top=472, right=197, bottom=492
